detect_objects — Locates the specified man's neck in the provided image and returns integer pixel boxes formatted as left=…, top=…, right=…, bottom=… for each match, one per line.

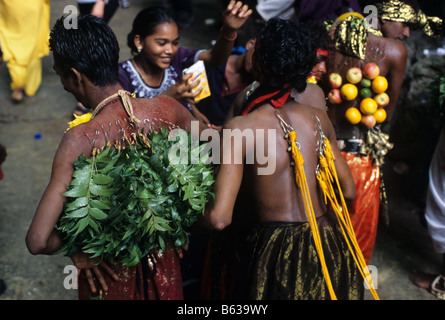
left=87, top=83, right=124, bottom=111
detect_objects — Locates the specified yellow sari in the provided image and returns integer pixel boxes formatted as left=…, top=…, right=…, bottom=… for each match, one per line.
left=0, top=0, right=50, bottom=96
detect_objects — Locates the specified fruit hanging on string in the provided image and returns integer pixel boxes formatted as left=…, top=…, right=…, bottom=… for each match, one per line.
left=374, top=92, right=389, bottom=108
left=328, top=88, right=342, bottom=104
left=360, top=114, right=377, bottom=129
left=346, top=67, right=362, bottom=84
left=373, top=108, right=387, bottom=123
left=360, top=98, right=378, bottom=115
left=345, top=107, right=362, bottom=125
left=360, top=87, right=372, bottom=98
left=372, top=76, right=388, bottom=94
left=328, top=73, right=342, bottom=89
left=341, top=83, right=358, bottom=101
left=360, top=78, right=372, bottom=88
left=363, top=62, right=380, bottom=80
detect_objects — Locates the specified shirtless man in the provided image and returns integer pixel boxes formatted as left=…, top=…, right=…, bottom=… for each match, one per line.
left=205, top=18, right=362, bottom=300
left=322, top=0, right=442, bottom=264
left=26, top=14, right=206, bottom=300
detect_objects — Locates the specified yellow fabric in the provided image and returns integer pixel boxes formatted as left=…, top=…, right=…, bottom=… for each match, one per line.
left=306, top=76, right=317, bottom=84
left=66, top=113, right=93, bottom=132
left=0, top=0, right=50, bottom=95
left=331, top=16, right=382, bottom=60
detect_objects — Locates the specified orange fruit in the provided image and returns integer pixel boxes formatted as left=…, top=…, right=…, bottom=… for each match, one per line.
left=360, top=97, right=378, bottom=114
left=372, top=76, right=388, bottom=93
left=340, top=83, right=358, bottom=100
left=373, top=108, right=387, bottom=123
left=345, top=107, right=362, bottom=124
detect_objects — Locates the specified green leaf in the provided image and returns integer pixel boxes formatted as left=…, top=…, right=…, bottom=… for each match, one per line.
left=63, top=185, right=89, bottom=198
left=90, top=199, right=111, bottom=210
left=73, top=217, right=89, bottom=235
left=65, top=197, right=89, bottom=212
left=93, top=174, right=114, bottom=185
left=72, top=165, right=92, bottom=181
left=66, top=206, right=88, bottom=218
left=89, top=184, right=115, bottom=196
left=88, top=207, right=108, bottom=220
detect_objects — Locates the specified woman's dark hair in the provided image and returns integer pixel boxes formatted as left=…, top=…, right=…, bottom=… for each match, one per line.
left=127, top=7, right=178, bottom=55
left=49, top=14, right=120, bottom=87
left=255, top=18, right=316, bottom=93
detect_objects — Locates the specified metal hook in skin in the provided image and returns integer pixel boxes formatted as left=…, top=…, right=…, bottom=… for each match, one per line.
left=313, top=115, right=327, bottom=156
left=275, top=111, right=294, bottom=134
left=275, top=110, right=302, bottom=151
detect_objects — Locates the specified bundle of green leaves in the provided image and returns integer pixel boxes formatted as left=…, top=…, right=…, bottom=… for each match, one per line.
left=56, top=127, right=215, bottom=267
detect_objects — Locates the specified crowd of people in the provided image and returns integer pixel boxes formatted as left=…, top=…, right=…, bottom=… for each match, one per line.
left=0, top=0, right=443, bottom=301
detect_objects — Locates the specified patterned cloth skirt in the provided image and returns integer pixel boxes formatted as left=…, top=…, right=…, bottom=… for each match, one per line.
left=236, top=211, right=364, bottom=300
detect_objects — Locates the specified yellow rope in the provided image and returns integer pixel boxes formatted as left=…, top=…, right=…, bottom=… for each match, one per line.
left=278, top=111, right=379, bottom=300
left=288, top=131, right=337, bottom=300
left=118, top=90, right=141, bottom=125
left=317, top=137, right=380, bottom=300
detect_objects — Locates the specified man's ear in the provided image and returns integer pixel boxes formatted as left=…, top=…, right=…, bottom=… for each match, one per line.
left=377, top=17, right=385, bottom=29
left=69, top=67, right=83, bottom=86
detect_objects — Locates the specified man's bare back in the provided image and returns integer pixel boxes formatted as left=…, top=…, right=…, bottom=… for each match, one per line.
left=65, top=94, right=203, bottom=160
left=208, top=99, right=355, bottom=227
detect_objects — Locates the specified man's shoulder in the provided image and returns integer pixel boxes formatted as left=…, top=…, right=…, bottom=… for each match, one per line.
left=304, top=83, right=325, bottom=96
left=223, top=111, right=261, bottom=131
left=369, top=34, right=407, bottom=58
left=138, top=95, right=183, bottom=110
left=135, top=95, right=190, bottom=125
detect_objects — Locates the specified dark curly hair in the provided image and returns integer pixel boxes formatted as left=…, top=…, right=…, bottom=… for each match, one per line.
left=255, top=18, right=316, bottom=93
left=49, top=14, right=120, bottom=87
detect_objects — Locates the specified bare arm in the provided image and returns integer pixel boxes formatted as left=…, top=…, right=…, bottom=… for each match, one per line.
left=26, top=128, right=120, bottom=293
left=384, top=40, right=407, bottom=120
left=204, top=117, right=248, bottom=230
left=26, top=131, right=80, bottom=255
left=198, top=1, right=252, bottom=67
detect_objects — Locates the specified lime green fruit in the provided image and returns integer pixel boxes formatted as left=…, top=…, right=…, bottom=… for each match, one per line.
left=360, top=87, right=372, bottom=98
left=360, top=78, right=371, bottom=88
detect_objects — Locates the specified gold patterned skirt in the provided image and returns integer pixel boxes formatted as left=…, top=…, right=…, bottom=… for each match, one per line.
left=237, top=211, right=364, bottom=300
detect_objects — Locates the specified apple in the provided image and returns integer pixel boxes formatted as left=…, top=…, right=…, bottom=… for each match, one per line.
left=327, top=88, right=342, bottom=104
left=374, top=92, right=390, bottom=108
left=328, top=73, right=342, bottom=89
left=346, top=67, right=362, bottom=84
left=363, top=62, right=380, bottom=80
left=360, top=78, right=371, bottom=88
left=361, top=114, right=376, bottom=129
left=360, top=87, right=372, bottom=98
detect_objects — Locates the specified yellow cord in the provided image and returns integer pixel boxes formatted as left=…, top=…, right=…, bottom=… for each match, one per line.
left=289, top=131, right=337, bottom=300
left=317, top=137, right=380, bottom=300
left=289, top=131, right=379, bottom=300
